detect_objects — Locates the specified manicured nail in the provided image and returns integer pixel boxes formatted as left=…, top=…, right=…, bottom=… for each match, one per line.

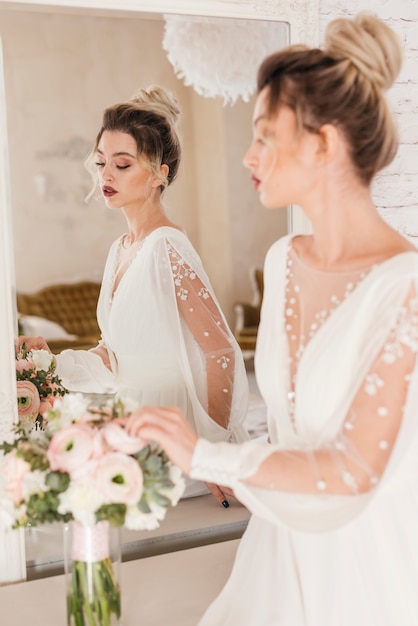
left=221, top=499, right=230, bottom=508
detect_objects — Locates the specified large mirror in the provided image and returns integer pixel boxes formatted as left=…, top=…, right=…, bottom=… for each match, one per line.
left=0, top=0, right=318, bottom=582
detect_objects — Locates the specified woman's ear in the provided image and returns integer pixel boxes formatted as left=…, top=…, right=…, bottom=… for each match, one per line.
left=151, top=164, right=169, bottom=188
left=316, top=123, right=340, bottom=164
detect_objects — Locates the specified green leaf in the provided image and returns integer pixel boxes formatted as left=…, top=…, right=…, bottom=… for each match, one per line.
left=45, top=471, right=70, bottom=493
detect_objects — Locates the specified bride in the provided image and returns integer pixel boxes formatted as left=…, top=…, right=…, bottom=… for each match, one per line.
left=123, top=13, right=418, bottom=625
left=20, top=85, right=249, bottom=503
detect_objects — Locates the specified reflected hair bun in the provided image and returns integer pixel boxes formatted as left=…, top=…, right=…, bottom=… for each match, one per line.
left=131, top=84, right=181, bottom=128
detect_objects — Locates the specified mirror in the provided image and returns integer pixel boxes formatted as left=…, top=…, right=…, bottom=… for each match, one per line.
left=0, top=0, right=318, bottom=582
left=2, top=6, right=292, bottom=323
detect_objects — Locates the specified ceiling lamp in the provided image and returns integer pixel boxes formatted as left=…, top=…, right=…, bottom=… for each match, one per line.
left=163, top=14, right=289, bottom=106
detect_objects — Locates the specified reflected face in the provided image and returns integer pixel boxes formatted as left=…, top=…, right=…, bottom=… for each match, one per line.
left=95, top=130, right=154, bottom=210
left=243, top=88, right=319, bottom=209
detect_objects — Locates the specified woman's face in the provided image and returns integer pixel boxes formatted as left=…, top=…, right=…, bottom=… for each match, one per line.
left=95, top=130, right=156, bottom=210
left=243, top=88, right=320, bottom=209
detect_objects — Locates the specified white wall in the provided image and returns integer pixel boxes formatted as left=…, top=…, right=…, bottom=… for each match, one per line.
left=320, top=0, right=418, bottom=245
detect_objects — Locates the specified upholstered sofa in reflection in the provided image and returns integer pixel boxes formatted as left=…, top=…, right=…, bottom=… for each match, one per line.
left=17, top=281, right=101, bottom=353
left=233, top=268, right=264, bottom=356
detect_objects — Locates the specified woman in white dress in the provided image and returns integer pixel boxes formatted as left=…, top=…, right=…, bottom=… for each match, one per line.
left=22, top=86, right=249, bottom=502
left=123, top=14, right=418, bottom=625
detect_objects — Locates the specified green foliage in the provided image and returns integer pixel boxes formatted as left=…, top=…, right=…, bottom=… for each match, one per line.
left=68, top=558, right=121, bottom=626
left=46, top=470, right=70, bottom=493
left=96, top=504, right=127, bottom=528
left=1, top=396, right=183, bottom=532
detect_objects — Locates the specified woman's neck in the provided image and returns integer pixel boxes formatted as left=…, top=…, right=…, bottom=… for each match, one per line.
left=121, top=198, right=181, bottom=244
left=296, top=187, right=414, bottom=271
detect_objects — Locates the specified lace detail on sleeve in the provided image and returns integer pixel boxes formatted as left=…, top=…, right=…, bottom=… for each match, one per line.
left=167, top=241, right=236, bottom=429
left=272, top=283, right=418, bottom=496
left=192, top=284, right=418, bottom=497
left=322, top=288, right=418, bottom=494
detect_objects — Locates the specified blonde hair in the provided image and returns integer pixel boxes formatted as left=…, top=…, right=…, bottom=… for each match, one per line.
left=86, top=84, right=181, bottom=194
left=257, top=13, right=402, bottom=184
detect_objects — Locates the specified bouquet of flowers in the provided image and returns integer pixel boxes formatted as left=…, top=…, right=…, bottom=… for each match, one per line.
left=15, top=343, right=68, bottom=431
left=0, top=393, right=185, bottom=626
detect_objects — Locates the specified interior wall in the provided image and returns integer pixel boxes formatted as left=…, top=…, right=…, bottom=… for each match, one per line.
left=320, top=0, right=418, bottom=246
left=0, top=8, right=288, bottom=326
left=1, top=10, right=197, bottom=285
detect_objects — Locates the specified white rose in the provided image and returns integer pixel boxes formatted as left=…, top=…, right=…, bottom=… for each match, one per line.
left=166, top=465, right=186, bottom=505
left=48, top=393, right=90, bottom=432
left=117, top=396, right=139, bottom=414
left=150, top=501, right=168, bottom=521
left=29, top=349, right=54, bottom=372
left=0, top=497, right=26, bottom=529
left=58, top=478, right=104, bottom=526
left=22, top=470, right=48, bottom=500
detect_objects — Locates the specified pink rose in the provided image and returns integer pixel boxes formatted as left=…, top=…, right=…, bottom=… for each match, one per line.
left=39, top=399, right=54, bottom=415
left=3, top=450, right=31, bottom=505
left=102, top=422, right=145, bottom=455
left=16, top=359, right=33, bottom=374
left=16, top=380, right=40, bottom=430
left=94, top=452, right=143, bottom=505
left=47, top=424, right=104, bottom=479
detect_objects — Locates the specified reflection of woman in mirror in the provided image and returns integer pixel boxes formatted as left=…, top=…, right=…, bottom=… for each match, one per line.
left=21, top=85, right=249, bottom=503
left=123, top=14, right=418, bottom=624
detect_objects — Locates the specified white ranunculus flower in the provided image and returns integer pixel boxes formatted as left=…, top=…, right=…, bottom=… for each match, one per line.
left=58, top=478, right=104, bottom=526
left=22, top=470, right=48, bottom=500
left=29, top=349, right=54, bottom=371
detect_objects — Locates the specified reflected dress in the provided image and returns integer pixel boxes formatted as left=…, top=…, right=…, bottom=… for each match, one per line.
left=190, top=234, right=418, bottom=624
left=56, top=226, right=249, bottom=497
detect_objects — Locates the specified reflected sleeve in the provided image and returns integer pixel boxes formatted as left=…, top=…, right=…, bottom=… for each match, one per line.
left=166, top=240, right=237, bottom=429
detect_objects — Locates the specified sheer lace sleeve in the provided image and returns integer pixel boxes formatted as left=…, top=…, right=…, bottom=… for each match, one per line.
left=190, top=281, right=418, bottom=527
left=166, top=241, right=236, bottom=429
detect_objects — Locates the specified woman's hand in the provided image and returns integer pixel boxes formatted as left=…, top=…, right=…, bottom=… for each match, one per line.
left=205, top=482, right=236, bottom=508
left=123, top=406, right=236, bottom=508
left=124, top=405, right=198, bottom=475
left=15, top=335, right=53, bottom=353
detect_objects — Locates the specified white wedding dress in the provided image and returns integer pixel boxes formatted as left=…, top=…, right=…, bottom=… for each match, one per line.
left=191, top=234, right=418, bottom=625
left=56, top=226, right=249, bottom=497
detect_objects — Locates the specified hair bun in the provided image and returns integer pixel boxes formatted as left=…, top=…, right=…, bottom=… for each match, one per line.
left=131, top=84, right=181, bottom=128
left=324, top=13, right=402, bottom=91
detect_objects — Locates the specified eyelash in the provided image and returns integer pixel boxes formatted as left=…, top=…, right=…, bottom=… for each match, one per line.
left=95, top=163, right=130, bottom=170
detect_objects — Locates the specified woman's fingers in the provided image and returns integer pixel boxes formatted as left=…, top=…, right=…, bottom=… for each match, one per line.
left=205, top=482, right=231, bottom=508
left=15, top=335, right=52, bottom=353
left=124, top=406, right=198, bottom=474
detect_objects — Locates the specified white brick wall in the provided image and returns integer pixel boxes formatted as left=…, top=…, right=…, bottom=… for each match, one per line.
left=320, top=0, right=418, bottom=242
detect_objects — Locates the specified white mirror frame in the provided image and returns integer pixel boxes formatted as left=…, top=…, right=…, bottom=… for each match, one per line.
left=0, top=0, right=319, bottom=46
left=0, top=0, right=318, bottom=583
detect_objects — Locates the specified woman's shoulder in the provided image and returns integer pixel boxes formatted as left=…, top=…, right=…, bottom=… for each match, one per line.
left=146, top=225, right=202, bottom=262
left=147, top=225, right=189, bottom=244
left=265, top=234, right=294, bottom=265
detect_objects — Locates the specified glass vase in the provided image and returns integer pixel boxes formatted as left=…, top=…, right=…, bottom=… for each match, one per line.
left=63, top=520, right=121, bottom=626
